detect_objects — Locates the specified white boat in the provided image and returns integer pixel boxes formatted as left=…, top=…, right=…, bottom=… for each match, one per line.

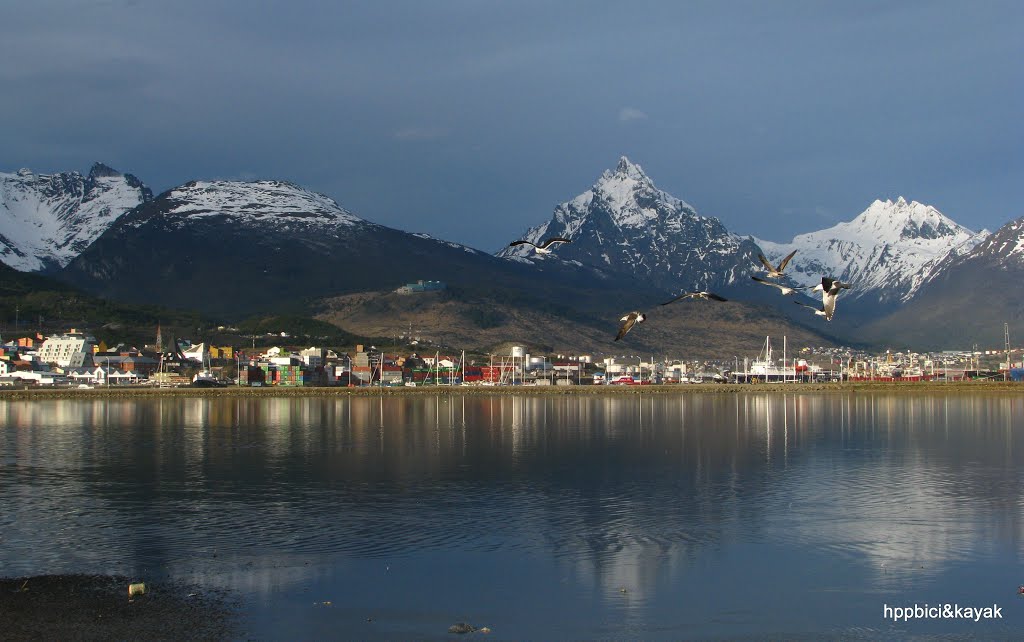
left=737, top=336, right=797, bottom=383
left=191, top=346, right=224, bottom=387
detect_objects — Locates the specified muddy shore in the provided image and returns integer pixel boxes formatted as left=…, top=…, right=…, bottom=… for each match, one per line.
left=0, top=575, right=238, bottom=641
left=0, top=380, right=1019, bottom=401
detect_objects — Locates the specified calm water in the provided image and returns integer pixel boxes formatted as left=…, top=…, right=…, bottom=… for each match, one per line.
left=2, top=392, right=1023, bottom=639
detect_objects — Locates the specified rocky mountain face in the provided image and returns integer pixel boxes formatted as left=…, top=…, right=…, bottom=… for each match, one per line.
left=754, top=198, right=987, bottom=310
left=26, top=156, right=1007, bottom=351
left=497, top=157, right=763, bottom=295
left=858, top=216, right=1024, bottom=348
left=53, top=176, right=841, bottom=354
left=0, top=163, right=152, bottom=272
left=55, top=179, right=648, bottom=321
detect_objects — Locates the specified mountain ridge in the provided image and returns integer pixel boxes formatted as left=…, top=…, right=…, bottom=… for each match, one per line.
left=0, top=163, right=152, bottom=271
left=754, top=197, right=987, bottom=309
left=497, top=156, right=762, bottom=295
left=857, top=216, right=1024, bottom=348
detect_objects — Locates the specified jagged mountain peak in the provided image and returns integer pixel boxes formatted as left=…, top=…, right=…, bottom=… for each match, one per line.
left=88, top=162, right=122, bottom=179
left=800, top=197, right=967, bottom=245
left=568, top=156, right=691, bottom=230
left=851, top=197, right=964, bottom=241
left=1, top=163, right=152, bottom=271
left=607, top=155, right=649, bottom=181
left=964, top=216, right=1024, bottom=263
left=498, top=157, right=758, bottom=293
left=756, top=198, right=987, bottom=307
left=859, top=215, right=1024, bottom=347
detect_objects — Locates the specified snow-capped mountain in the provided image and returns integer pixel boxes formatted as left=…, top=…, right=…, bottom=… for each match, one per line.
left=45, top=169, right=838, bottom=351
left=57, top=179, right=636, bottom=318
left=754, top=197, right=987, bottom=307
left=950, top=216, right=1024, bottom=268
left=0, top=163, right=152, bottom=271
left=859, top=215, right=1024, bottom=348
left=121, top=179, right=371, bottom=237
left=497, top=157, right=762, bottom=293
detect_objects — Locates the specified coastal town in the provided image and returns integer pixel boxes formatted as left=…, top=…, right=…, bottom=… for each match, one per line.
left=1, top=326, right=1021, bottom=389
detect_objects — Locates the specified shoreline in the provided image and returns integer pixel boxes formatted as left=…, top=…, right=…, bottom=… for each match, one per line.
left=0, top=380, right=1019, bottom=400
left=0, top=574, right=238, bottom=640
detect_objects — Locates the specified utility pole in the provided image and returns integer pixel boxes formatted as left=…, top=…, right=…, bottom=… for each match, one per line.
left=1005, top=323, right=1011, bottom=382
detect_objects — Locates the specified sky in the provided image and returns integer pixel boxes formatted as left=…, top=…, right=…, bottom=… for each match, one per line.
left=2, top=0, right=1021, bottom=252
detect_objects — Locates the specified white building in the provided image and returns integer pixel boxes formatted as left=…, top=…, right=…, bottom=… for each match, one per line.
left=0, top=371, right=68, bottom=386
left=182, top=342, right=206, bottom=364
left=299, top=347, right=324, bottom=367
left=67, top=366, right=140, bottom=386
left=37, top=331, right=96, bottom=367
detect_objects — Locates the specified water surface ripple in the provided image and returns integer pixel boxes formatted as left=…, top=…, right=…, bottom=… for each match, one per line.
left=2, top=393, right=1022, bottom=639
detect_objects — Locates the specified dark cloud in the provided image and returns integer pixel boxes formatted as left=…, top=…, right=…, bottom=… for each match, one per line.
left=2, top=0, right=1021, bottom=251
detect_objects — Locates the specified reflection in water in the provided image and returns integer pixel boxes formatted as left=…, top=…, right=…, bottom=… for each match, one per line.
left=2, top=393, right=1023, bottom=638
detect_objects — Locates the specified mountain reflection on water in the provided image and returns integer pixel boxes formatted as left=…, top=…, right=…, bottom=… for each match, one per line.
left=2, top=393, right=1022, bottom=639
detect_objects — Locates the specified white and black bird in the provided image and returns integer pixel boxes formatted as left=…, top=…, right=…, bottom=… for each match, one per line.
left=614, top=311, right=647, bottom=341
left=757, top=249, right=798, bottom=279
left=796, top=277, right=852, bottom=321
left=660, top=291, right=728, bottom=306
left=811, top=276, right=852, bottom=297
left=508, top=237, right=572, bottom=254
left=750, top=275, right=803, bottom=296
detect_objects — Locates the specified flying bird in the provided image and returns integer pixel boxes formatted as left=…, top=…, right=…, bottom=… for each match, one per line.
left=660, top=291, right=728, bottom=306
left=812, top=276, right=852, bottom=297
left=794, top=300, right=834, bottom=321
left=750, top=275, right=803, bottom=296
left=508, top=237, right=572, bottom=254
left=796, top=277, right=852, bottom=321
left=757, top=249, right=798, bottom=279
left=614, top=311, right=646, bottom=341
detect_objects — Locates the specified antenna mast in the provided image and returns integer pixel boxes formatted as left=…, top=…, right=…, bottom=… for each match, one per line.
left=1005, top=322, right=1011, bottom=382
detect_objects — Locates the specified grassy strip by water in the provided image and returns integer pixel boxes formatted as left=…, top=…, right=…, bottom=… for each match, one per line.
left=0, top=380, right=1019, bottom=400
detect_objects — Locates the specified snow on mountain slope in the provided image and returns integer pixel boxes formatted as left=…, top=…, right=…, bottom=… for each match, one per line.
left=948, top=216, right=1024, bottom=267
left=858, top=215, right=1024, bottom=347
left=119, top=179, right=485, bottom=257
left=754, top=197, right=987, bottom=305
left=0, top=163, right=152, bottom=271
left=136, top=179, right=367, bottom=231
left=497, top=157, right=761, bottom=293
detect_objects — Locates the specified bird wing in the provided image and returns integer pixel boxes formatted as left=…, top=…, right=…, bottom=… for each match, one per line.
left=704, top=292, right=729, bottom=302
left=752, top=276, right=786, bottom=291
left=794, top=300, right=821, bottom=313
left=777, top=249, right=798, bottom=271
left=508, top=240, right=537, bottom=248
left=819, top=280, right=850, bottom=304
left=614, top=314, right=636, bottom=341
left=757, top=253, right=776, bottom=271
left=660, top=292, right=697, bottom=306
left=539, top=237, right=572, bottom=249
